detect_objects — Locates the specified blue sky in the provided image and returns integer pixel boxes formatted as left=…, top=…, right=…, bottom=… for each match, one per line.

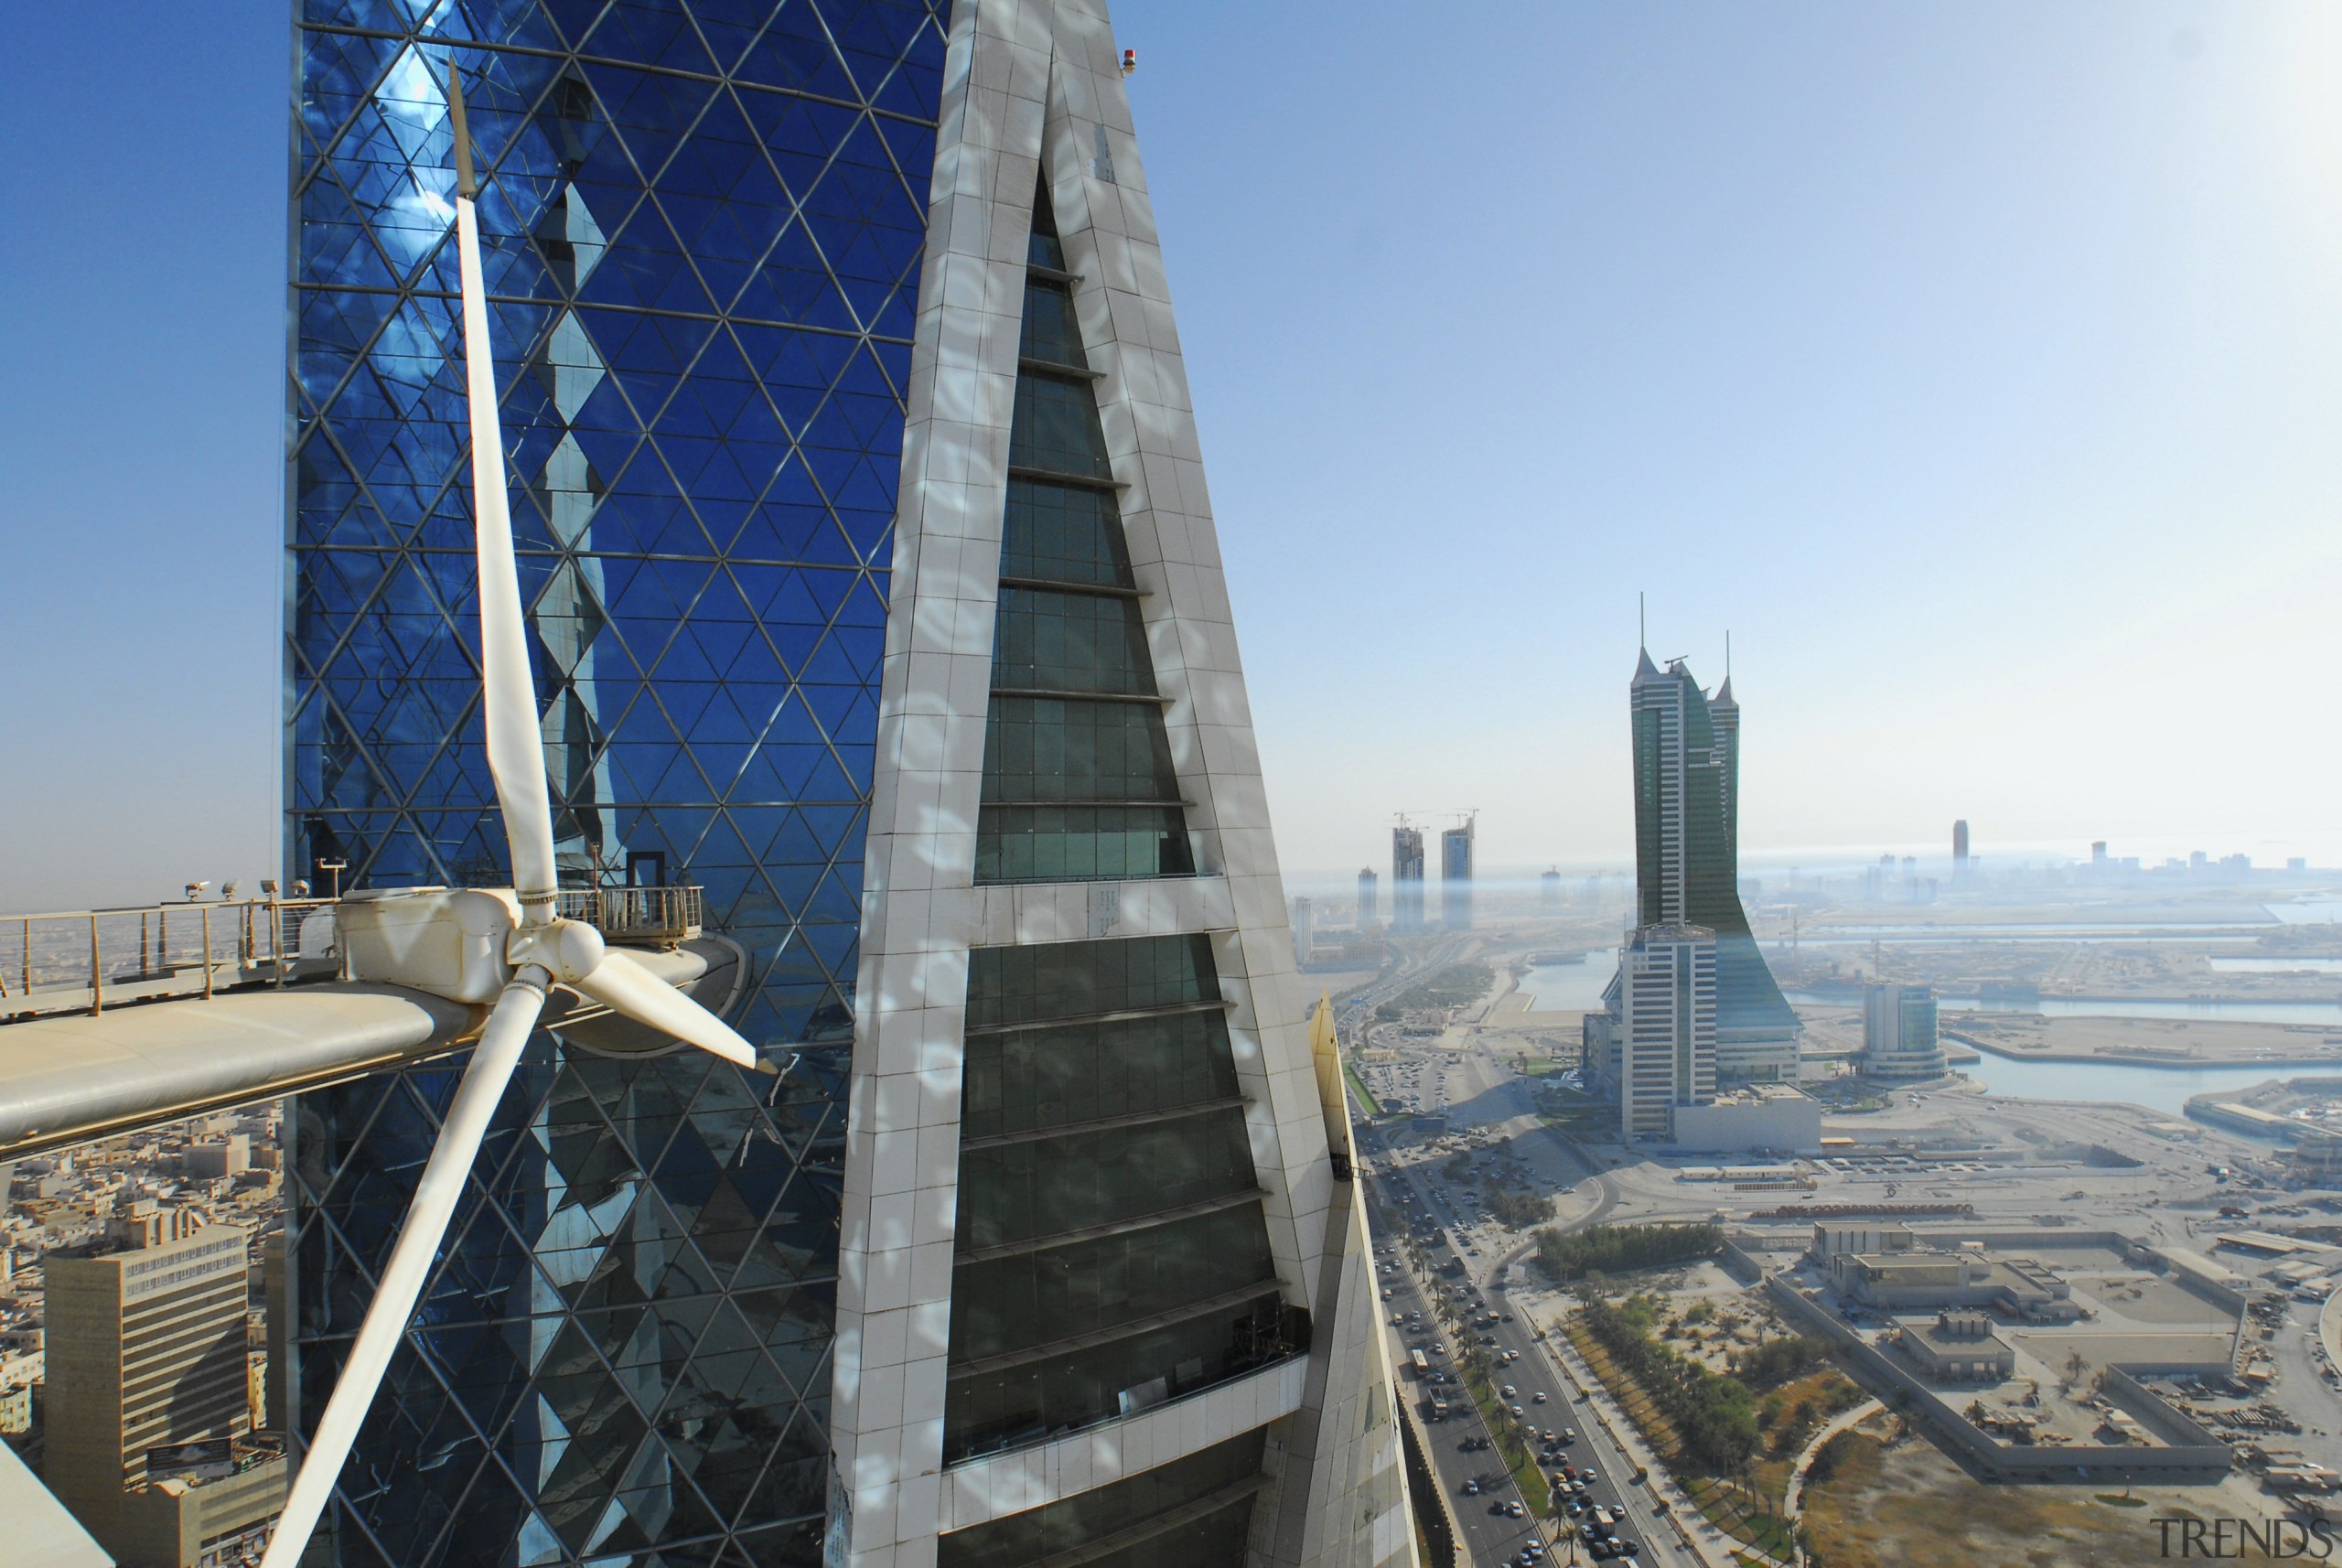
left=3, top=1, right=2338, bottom=909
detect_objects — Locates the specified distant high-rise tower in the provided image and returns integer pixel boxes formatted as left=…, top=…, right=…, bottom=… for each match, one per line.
left=1862, top=984, right=1947, bottom=1079
left=1359, top=866, right=1380, bottom=929
left=1952, top=820, right=1970, bottom=873
left=1616, top=925, right=1716, bottom=1140
left=1440, top=816, right=1476, bottom=931
left=1393, top=826, right=1426, bottom=932
left=1541, top=868, right=1562, bottom=908
left=45, top=1225, right=285, bottom=1562
left=1294, top=896, right=1316, bottom=969
left=1622, top=650, right=1799, bottom=1082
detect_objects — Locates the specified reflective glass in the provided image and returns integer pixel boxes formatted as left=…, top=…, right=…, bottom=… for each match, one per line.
left=286, top=2, right=943, bottom=1561
left=944, top=1296, right=1289, bottom=1467
left=1000, top=479, right=1132, bottom=589
left=974, top=806, right=1194, bottom=883
left=992, top=587, right=1155, bottom=696
left=960, top=1010, right=1239, bottom=1141
left=1026, top=183, right=1068, bottom=272
left=947, top=1205, right=1277, bottom=1366
left=966, top=934, right=1217, bottom=1026
left=1009, top=373, right=1113, bottom=480
left=1018, top=279, right=1087, bottom=368
left=980, top=697, right=1179, bottom=804
left=939, top=1429, right=1264, bottom=1567
left=954, top=1109, right=1256, bottom=1251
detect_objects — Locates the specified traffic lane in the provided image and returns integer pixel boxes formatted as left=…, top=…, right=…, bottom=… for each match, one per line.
left=1370, top=1206, right=1559, bottom=1561
left=1378, top=1260, right=1546, bottom=1564
left=1377, top=1263, right=1639, bottom=1568
left=1459, top=1337, right=1656, bottom=1563
left=1430, top=1239, right=1669, bottom=1552
left=1480, top=1287, right=1678, bottom=1564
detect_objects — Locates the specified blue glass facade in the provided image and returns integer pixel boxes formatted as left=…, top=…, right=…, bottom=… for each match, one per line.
left=285, top=2, right=945, bottom=1560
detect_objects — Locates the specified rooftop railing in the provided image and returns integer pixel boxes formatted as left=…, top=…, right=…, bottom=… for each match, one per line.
left=0, top=896, right=339, bottom=1022
left=0, top=881, right=702, bottom=1025
left=553, top=883, right=703, bottom=946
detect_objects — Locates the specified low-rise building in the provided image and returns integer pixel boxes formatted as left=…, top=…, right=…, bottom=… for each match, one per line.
left=1670, top=1083, right=1823, bottom=1154
left=1830, top=1248, right=2080, bottom=1321
left=1897, top=1310, right=2015, bottom=1382
left=1810, top=1223, right=1918, bottom=1262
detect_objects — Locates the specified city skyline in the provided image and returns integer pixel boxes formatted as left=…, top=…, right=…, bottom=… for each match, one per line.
left=10, top=1, right=2342, bottom=908
left=8, top=5, right=2342, bottom=1565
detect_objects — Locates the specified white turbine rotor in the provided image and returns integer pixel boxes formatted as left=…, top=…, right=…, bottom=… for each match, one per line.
left=261, top=59, right=768, bottom=1568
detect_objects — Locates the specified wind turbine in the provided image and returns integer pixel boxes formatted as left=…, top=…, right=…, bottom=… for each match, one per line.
left=260, top=61, right=770, bottom=1567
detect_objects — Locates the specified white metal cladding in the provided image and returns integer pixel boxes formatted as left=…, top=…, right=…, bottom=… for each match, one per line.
left=827, top=4, right=1405, bottom=1566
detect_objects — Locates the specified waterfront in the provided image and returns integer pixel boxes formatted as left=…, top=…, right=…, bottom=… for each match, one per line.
left=1522, top=952, right=1614, bottom=1011
left=1955, top=1052, right=2287, bottom=1118
left=1787, top=989, right=2342, bottom=1026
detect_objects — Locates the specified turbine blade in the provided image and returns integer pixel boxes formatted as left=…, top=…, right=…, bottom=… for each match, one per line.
left=448, top=61, right=559, bottom=919
left=570, top=946, right=763, bottom=1070
left=260, top=978, right=549, bottom=1568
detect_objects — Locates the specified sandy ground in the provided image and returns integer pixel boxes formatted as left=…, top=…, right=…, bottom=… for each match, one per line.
left=1801, top=1423, right=2305, bottom=1568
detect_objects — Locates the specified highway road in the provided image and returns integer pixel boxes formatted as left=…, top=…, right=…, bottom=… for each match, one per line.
left=1363, top=1124, right=1692, bottom=1568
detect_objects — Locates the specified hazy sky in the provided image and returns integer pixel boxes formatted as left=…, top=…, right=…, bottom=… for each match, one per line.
left=4, top=1, right=2338, bottom=910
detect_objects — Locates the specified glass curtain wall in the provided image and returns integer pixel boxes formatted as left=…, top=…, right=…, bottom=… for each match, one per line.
left=937, top=1430, right=1268, bottom=1568
left=943, top=189, right=1293, bottom=1470
left=1631, top=663, right=1796, bottom=1043
left=284, top=3, right=943, bottom=1562
left=972, top=188, right=1191, bottom=885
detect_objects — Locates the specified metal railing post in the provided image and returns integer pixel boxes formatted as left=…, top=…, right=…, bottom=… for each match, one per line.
left=201, top=906, right=215, bottom=1000
left=90, top=914, right=102, bottom=1016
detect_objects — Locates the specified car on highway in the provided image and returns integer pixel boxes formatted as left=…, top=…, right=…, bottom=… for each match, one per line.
left=1531, top=1390, right=1547, bottom=1402
left=1462, top=1478, right=1480, bottom=1496
left=1508, top=1501, right=1526, bottom=1519
left=1500, top=1384, right=1516, bottom=1398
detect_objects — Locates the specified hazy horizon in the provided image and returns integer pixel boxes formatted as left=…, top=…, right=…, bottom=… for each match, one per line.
left=5, top=0, right=2338, bottom=912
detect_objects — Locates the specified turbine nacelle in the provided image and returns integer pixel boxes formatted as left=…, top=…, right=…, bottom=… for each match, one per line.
left=338, top=887, right=604, bottom=1004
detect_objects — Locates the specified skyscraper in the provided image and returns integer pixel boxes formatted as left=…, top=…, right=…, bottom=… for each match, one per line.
left=1357, top=867, right=1379, bottom=929
left=1391, top=826, right=1426, bottom=933
left=45, top=1224, right=287, bottom=1565
left=285, top=4, right=1409, bottom=1566
left=1439, top=817, right=1474, bottom=931
left=1540, top=868, right=1561, bottom=908
left=1623, top=651, right=1799, bottom=1082
left=1862, top=984, right=1947, bottom=1080
left=1952, top=819, right=1970, bottom=873
left=1294, top=895, right=1316, bottom=968
left=1615, top=926, right=1716, bottom=1141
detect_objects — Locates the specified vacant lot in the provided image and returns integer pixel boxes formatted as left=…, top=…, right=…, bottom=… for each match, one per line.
left=1801, top=1427, right=2285, bottom=1568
